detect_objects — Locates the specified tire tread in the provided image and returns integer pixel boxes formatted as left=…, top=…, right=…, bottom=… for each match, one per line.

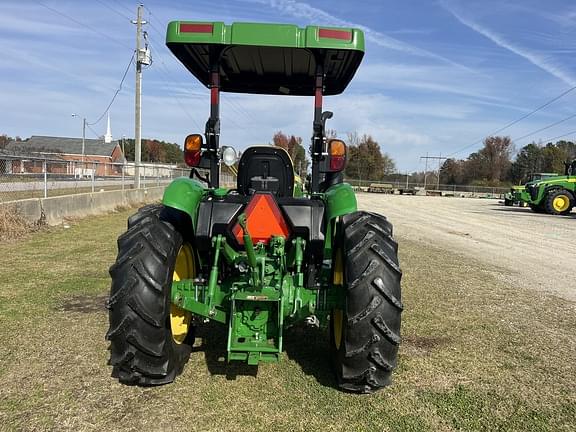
left=332, top=211, right=403, bottom=393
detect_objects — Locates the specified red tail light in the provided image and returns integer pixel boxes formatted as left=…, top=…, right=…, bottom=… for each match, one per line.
left=184, top=151, right=201, bottom=167
left=180, top=23, right=213, bottom=34
left=330, top=156, right=345, bottom=171
left=319, top=28, right=352, bottom=41
left=328, top=139, right=346, bottom=171
left=184, top=134, right=203, bottom=167
left=232, top=194, right=290, bottom=245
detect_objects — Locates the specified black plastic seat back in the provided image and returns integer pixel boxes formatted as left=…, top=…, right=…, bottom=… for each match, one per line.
left=237, top=147, right=294, bottom=197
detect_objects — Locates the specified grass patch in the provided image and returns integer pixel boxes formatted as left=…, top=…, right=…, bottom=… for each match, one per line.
left=0, top=209, right=574, bottom=431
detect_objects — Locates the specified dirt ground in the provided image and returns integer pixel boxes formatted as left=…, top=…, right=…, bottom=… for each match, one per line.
left=358, top=194, right=576, bottom=302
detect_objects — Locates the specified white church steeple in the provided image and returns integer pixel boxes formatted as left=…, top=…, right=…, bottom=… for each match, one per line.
left=104, top=112, right=113, bottom=143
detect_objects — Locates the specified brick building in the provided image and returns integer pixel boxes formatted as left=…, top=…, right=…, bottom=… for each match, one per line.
left=4, top=136, right=125, bottom=176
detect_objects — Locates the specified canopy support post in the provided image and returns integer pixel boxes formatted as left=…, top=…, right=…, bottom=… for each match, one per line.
left=205, top=51, right=221, bottom=188
left=311, top=64, right=325, bottom=194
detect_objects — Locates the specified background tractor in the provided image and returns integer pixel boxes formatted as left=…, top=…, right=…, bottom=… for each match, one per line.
left=504, top=172, right=559, bottom=207
left=106, top=21, right=402, bottom=394
left=522, top=160, right=576, bottom=215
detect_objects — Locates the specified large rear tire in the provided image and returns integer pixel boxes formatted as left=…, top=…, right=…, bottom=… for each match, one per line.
left=331, top=211, right=403, bottom=393
left=544, top=189, right=574, bottom=215
left=106, top=205, right=195, bottom=385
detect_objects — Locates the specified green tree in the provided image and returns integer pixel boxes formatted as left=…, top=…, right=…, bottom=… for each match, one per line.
left=480, top=136, right=513, bottom=183
left=0, top=135, right=10, bottom=149
left=0, top=134, right=22, bottom=149
left=509, top=143, right=543, bottom=183
left=440, top=158, right=465, bottom=184
left=541, top=143, right=567, bottom=174
left=121, top=138, right=182, bottom=164
left=457, top=136, right=512, bottom=185
left=345, top=134, right=396, bottom=180
left=272, top=131, right=309, bottom=176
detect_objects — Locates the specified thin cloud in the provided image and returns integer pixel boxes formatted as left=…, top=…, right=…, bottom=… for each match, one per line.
left=0, top=14, right=83, bottom=36
left=440, top=1, right=576, bottom=86
left=243, top=0, right=475, bottom=72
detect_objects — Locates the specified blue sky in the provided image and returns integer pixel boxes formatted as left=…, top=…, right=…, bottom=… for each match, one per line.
left=2, top=0, right=576, bottom=171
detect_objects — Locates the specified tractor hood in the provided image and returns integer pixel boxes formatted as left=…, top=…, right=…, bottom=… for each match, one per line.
left=527, top=175, right=574, bottom=188
left=165, top=21, right=365, bottom=96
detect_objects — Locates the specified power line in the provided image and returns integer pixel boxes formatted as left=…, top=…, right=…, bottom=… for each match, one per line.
left=143, top=5, right=169, bottom=34
left=513, top=112, right=576, bottom=143
left=146, top=17, right=167, bottom=42
left=113, top=2, right=135, bottom=16
left=86, top=123, right=101, bottom=138
left=93, top=0, right=132, bottom=21
left=34, top=0, right=132, bottom=50
left=144, top=5, right=255, bottom=128
left=143, top=37, right=203, bottom=130
left=539, top=129, right=576, bottom=144
left=448, top=84, right=576, bottom=157
left=145, top=34, right=251, bottom=132
left=143, top=24, right=209, bottom=113
left=223, top=94, right=259, bottom=124
left=87, top=53, right=135, bottom=126
left=420, top=154, right=447, bottom=190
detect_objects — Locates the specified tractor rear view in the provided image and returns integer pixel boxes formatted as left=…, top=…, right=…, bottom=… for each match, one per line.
left=106, top=21, right=402, bottom=393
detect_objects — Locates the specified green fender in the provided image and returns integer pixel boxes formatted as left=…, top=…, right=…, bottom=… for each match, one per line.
left=162, top=177, right=207, bottom=228
left=324, top=182, right=357, bottom=220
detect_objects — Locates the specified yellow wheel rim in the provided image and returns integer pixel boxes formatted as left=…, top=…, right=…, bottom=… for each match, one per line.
left=332, top=249, right=344, bottom=350
left=170, top=244, right=194, bottom=344
left=553, top=195, right=570, bottom=212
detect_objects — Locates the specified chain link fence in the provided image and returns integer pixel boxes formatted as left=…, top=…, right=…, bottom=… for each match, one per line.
left=345, top=178, right=509, bottom=196
left=0, top=154, right=236, bottom=203
left=1, top=153, right=507, bottom=203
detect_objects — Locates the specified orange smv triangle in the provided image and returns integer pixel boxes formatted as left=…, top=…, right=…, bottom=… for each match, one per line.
left=233, top=193, right=290, bottom=245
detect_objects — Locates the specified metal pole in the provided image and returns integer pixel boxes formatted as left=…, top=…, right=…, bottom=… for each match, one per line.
left=133, top=4, right=144, bottom=189
left=405, top=171, right=409, bottom=189
left=82, top=117, right=86, bottom=171
left=122, top=164, right=125, bottom=191
left=423, top=152, right=428, bottom=190
left=92, top=163, right=96, bottom=192
left=43, top=160, right=47, bottom=198
left=437, top=152, right=441, bottom=191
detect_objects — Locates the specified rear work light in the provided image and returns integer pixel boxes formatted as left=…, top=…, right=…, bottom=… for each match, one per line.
left=328, top=139, right=346, bottom=171
left=232, top=194, right=290, bottom=245
left=184, top=134, right=203, bottom=167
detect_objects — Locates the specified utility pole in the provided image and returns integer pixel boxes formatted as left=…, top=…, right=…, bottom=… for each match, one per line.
left=437, top=152, right=442, bottom=190
left=420, top=154, right=447, bottom=191
left=423, top=152, right=428, bottom=190
left=82, top=117, right=86, bottom=166
left=132, top=4, right=147, bottom=189
left=72, top=114, right=86, bottom=174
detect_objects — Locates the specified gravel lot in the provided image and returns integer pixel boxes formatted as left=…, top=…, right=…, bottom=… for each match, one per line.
left=357, top=194, right=576, bottom=302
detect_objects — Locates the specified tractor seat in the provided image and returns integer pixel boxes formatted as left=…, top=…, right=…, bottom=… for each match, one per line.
left=237, top=146, right=294, bottom=197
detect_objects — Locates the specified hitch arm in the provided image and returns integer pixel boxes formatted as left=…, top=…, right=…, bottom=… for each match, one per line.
left=237, top=213, right=260, bottom=287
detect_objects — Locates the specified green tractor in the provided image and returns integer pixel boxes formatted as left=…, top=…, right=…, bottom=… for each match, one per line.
left=106, top=21, right=402, bottom=394
left=523, top=161, right=576, bottom=215
left=504, top=173, right=558, bottom=207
